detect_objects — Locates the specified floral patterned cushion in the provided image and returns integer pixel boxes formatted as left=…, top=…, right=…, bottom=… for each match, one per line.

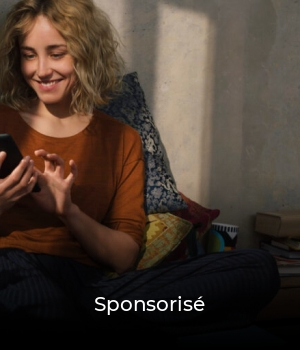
left=97, top=72, right=187, bottom=214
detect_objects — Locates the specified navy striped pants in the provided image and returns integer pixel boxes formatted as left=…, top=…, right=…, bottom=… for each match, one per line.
left=0, top=248, right=280, bottom=331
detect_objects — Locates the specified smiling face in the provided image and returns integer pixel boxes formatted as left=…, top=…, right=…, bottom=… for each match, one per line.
left=19, top=15, right=76, bottom=113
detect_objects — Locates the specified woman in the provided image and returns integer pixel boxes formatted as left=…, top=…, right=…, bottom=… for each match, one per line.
left=0, top=0, right=279, bottom=336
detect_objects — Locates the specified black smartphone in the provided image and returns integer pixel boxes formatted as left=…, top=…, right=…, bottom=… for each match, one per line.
left=0, top=133, right=40, bottom=192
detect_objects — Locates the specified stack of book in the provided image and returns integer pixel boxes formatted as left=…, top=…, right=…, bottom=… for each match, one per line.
left=260, top=239, right=300, bottom=276
left=255, top=210, right=300, bottom=276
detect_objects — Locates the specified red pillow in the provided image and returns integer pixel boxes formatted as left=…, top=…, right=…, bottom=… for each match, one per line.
left=172, top=192, right=220, bottom=241
left=163, top=192, right=220, bottom=262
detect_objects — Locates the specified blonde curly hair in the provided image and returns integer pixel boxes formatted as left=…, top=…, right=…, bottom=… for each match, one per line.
left=0, top=0, right=124, bottom=114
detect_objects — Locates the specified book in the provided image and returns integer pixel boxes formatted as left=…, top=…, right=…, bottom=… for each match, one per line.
left=260, top=241, right=300, bottom=259
left=271, top=239, right=290, bottom=250
left=271, top=237, right=300, bottom=251
left=255, top=210, right=300, bottom=237
left=275, top=255, right=300, bottom=265
left=274, top=256, right=300, bottom=276
left=277, top=264, right=300, bottom=276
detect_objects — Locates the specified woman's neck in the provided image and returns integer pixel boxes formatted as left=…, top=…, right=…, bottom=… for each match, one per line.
left=19, top=102, right=93, bottom=138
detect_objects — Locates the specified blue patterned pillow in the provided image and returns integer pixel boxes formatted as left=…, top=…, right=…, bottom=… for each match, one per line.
left=97, top=71, right=187, bottom=214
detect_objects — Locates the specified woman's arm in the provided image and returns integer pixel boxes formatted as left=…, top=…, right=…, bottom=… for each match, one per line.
left=32, top=148, right=145, bottom=274
left=58, top=203, right=140, bottom=274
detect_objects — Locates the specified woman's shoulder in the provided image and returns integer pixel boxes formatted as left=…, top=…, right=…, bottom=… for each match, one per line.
left=93, top=108, right=140, bottom=138
left=92, top=109, right=144, bottom=159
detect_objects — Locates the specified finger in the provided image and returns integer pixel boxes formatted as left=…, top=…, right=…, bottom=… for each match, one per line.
left=45, top=153, right=64, bottom=165
left=7, top=156, right=31, bottom=186
left=0, top=152, right=7, bottom=178
left=65, top=160, right=78, bottom=185
left=34, top=149, right=48, bottom=157
left=46, top=153, right=65, bottom=176
left=35, top=151, right=60, bottom=173
left=2, top=157, right=35, bottom=195
left=18, top=159, right=36, bottom=188
left=34, top=149, right=54, bottom=172
left=0, top=151, right=7, bottom=165
left=26, top=169, right=39, bottom=192
left=69, top=159, right=77, bottom=175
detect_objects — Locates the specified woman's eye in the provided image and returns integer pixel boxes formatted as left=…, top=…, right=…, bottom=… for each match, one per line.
left=22, top=53, right=35, bottom=60
left=52, top=53, right=65, bottom=59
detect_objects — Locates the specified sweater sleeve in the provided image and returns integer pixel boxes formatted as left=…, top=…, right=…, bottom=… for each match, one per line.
left=102, top=126, right=146, bottom=248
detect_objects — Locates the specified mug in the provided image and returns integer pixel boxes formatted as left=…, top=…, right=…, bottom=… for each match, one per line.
left=206, top=223, right=239, bottom=253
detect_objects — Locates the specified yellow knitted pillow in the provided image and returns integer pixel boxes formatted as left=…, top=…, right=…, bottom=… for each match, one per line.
left=136, top=212, right=193, bottom=270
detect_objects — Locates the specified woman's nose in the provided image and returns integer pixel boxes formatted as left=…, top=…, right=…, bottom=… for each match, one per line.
left=36, top=58, right=52, bottom=77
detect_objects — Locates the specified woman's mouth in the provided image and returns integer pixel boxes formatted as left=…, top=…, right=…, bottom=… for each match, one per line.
left=36, top=79, right=62, bottom=91
left=41, top=81, right=57, bottom=86
left=39, top=80, right=61, bottom=86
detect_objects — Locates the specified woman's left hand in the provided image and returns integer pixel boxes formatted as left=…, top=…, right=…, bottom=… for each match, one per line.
left=31, top=149, right=77, bottom=216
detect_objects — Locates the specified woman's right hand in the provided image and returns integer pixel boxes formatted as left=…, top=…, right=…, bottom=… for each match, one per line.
left=0, top=151, right=38, bottom=214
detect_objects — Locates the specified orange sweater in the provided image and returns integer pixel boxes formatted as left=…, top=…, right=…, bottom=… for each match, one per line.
left=0, top=104, right=146, bottom=267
